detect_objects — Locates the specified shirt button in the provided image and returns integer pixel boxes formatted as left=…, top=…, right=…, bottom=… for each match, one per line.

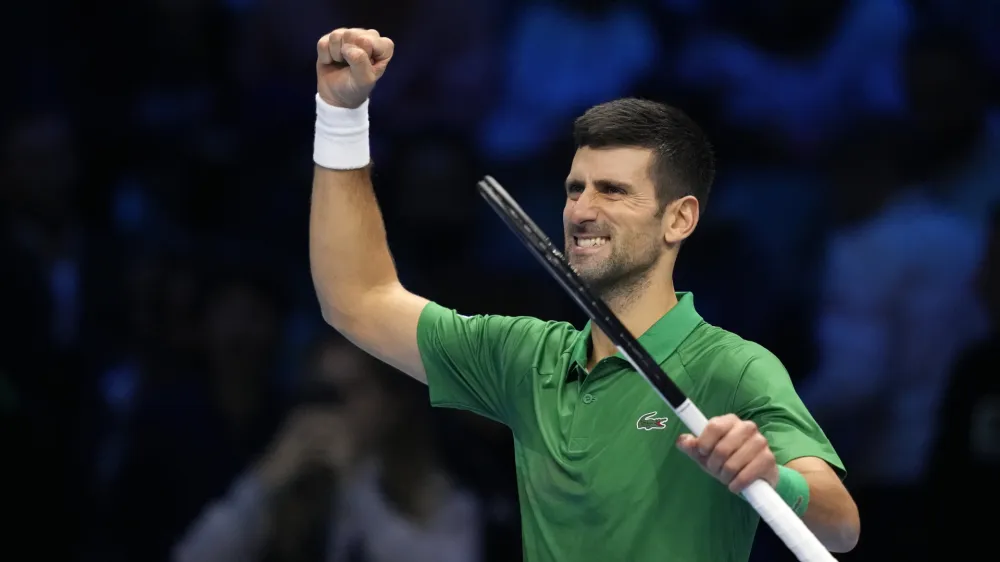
left=582, top=393, right=595, bottom=404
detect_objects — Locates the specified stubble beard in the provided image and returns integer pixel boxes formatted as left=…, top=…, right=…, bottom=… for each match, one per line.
left=568, top=237, right=661, bottom=312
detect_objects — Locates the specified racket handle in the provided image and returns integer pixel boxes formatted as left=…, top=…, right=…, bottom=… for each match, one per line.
left=742, top=480, right=837, bottom=562
left=673, top=400, right=836, bottom=562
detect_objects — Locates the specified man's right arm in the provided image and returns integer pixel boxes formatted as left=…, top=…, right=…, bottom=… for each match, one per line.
left=309, top=164, right=430, bottom=383
left=308, top=28, right=431, bottom=383
left=308, top=28, right=555, bottom=426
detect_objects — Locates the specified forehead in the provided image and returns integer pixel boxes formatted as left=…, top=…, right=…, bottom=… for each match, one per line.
left=567, top=146, right=655, bottom=188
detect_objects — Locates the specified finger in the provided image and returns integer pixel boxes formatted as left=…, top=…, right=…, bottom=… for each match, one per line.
left=728, top=448, right=777, bottom=494
left=705, top=419, right=757, bottom=475
left=718, top=431, right=768, bottom=486
left=694, top=414, right=740, bottom=456
left=343, top=45, right=375, bottom=79
left=675, top=434, right=702, bottom=460
left=350, top=34, right=376, bottom=60
left=340, top=28, right=371, bottom=57
left=317, top=35, right=333, bottom=65
left=371, top=36, right=394, bottom=62
left=325, top=28, right=347, bottom=64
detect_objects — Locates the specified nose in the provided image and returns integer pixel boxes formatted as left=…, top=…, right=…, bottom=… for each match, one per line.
left=567, top=185, right=600, bottom=226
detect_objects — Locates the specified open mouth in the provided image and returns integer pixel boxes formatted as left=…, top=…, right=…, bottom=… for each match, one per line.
left=573, top=236, right=610, bottom=252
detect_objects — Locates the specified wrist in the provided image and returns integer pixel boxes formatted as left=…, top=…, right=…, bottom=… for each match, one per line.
left=313, top=94, right=371, bottom=170
left=774, top=465, right=810, bottom=517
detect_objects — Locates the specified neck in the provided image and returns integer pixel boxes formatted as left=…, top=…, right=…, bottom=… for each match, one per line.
left=587, top=273, right=678, bottom=370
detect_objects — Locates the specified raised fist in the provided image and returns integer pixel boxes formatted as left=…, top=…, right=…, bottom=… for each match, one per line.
left=316, top=28, right=394, bottom=109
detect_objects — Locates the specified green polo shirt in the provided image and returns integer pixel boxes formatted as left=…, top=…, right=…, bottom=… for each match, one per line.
left=416, top=292, right=842, bottom=562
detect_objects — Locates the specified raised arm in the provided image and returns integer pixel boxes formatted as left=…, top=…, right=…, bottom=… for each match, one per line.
left=309, top=28, right=430, bottom=382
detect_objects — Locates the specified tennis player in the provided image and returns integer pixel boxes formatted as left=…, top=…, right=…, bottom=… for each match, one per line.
left=309, top=28, right=860, bottom=561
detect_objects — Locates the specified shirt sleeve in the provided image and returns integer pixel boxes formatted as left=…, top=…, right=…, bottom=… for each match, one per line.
left=732, top=348, right=846, bottom=476
left=416, top=301, right=551, bottom=426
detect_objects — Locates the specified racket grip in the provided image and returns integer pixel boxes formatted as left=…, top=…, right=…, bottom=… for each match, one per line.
left=742, top=480, right=837, bottom=562
left=673, top=400, right=836, bottom=562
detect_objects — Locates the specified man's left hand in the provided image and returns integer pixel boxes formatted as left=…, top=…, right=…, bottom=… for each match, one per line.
left=676, top=414, right=779, bottom=494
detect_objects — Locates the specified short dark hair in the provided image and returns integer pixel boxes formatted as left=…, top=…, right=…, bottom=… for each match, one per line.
left=572, top=98, right=715, bottom=211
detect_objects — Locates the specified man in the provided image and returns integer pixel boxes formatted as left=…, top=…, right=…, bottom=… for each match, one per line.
left=173, top=333, right=481, bottom=562
left=308, top=27, right=859, bottom=562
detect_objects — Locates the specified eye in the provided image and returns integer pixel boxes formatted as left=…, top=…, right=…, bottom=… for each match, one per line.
left=565, top=182, right=584, bottom=197
left=607, top=186, right=627, bottom=195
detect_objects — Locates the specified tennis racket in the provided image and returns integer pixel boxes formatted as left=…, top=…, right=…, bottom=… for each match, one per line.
left=476, top=175, right=836, bottom=562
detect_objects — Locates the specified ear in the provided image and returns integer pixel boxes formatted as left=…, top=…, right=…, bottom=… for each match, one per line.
left=662, top=195, right=700, bottom=245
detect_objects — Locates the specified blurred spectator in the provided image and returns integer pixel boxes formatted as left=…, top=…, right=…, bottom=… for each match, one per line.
left=0, top=112, right=105, bottom=387
left=381, top=134, right=482, bottom=272
left=106, top=272, right=286, bottom=561
left=173, top=343, right=354, bottom=561
left=0, top=111, right=115, bottom=558
left=329, top=367, right=481, bottom=562
left=799, top=121, right=988, bottom=561
left=478, top=0, right=660, bottom=160
left=898, top=28, right=1000, bottom=233
left=675, top=0, right=911, bottom=152
left=927, top=204, right=1000, bottom=559
left=917, top=0, right=1000, bottom=77
left=351, top=0, right=500, bottom=140
left=91, top=256, right=204, bottom=496
left=174, top=333, right=482, bottom=562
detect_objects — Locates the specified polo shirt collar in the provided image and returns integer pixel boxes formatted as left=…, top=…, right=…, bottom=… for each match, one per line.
left=568, top=292, right=703, bottom=375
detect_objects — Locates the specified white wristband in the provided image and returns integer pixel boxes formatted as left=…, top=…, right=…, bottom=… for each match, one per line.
left=313, top=94, right=371, bottom=170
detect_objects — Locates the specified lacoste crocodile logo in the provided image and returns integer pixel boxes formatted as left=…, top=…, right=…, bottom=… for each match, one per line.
left=637, top=411, right=668, bottom=430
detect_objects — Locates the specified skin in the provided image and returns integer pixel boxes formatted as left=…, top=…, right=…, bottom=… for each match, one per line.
left=308, top=27, right=860, bottom=553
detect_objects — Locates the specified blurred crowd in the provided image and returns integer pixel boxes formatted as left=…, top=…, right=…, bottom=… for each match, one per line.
left=2, top=0, right=998, bottom=561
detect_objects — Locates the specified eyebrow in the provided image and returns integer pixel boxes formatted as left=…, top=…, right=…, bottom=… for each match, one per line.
left=564, top=178, right=634, bottom=192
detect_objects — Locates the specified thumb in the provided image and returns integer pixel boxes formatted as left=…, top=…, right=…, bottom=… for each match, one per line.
left=343, top=45, right=375, bottom=82
left=676, top=434, right=699, bottom=458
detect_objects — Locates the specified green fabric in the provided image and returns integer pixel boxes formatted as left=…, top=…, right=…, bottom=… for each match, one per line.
left=417, top=292, right=842, bottom=562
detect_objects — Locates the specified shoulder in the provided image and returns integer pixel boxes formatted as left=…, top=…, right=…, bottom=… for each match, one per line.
left=678, top=323, right=783, bottom=379
left=419, top=301, right=580, bottom=352
left=677, top=323, right=790, bottom=402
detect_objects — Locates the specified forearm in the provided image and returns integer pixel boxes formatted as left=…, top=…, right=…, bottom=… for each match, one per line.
left=309, top=163, right=400, bottom=327
left=796, top=469, right=860, bottom=553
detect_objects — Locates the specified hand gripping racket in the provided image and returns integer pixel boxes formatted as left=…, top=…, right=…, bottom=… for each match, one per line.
left=476, top=175, right=836, bottom=562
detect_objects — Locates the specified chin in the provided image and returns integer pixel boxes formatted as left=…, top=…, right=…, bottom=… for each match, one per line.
left=573, top=265, right=606, bottom=287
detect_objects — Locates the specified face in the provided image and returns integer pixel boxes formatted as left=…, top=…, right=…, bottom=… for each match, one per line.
left=563, top=147, right=670, bottom=297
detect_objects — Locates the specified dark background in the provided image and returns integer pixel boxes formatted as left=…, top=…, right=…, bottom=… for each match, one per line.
left=2, top=0, right=998, bottom=560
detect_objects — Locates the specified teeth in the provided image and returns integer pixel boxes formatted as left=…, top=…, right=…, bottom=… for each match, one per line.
left=576, top=237, right=609, bottom=248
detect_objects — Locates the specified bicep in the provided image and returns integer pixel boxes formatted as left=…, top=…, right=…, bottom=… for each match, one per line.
left=338, top=283, right=430, bottom=384
left=735, top=351, right=845, bottom=474
left=336, top=284, right=545, bottom=425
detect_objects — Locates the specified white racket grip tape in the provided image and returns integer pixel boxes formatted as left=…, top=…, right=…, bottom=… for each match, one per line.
left=743, top=481, right=837, bottom=562
left=674, top=399, right=837, bottom=562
